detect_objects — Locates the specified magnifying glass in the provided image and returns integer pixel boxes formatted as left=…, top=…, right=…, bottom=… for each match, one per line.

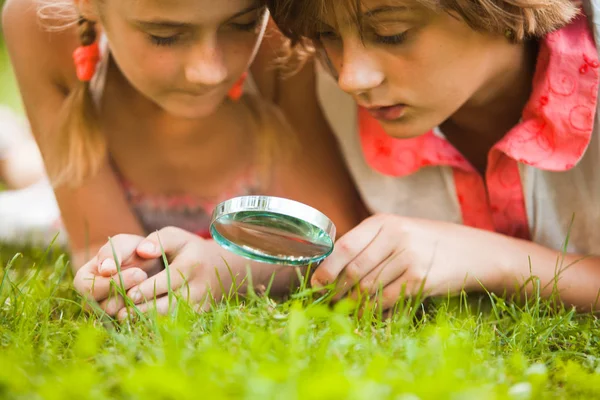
left=209, top=196, right=336, bottom=266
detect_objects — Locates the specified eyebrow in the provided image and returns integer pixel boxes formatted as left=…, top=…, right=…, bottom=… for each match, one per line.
left=364, top=5, right=409, bottom=17
left=313, top=4, right=411, bottom=32
left=133, top=4, right=263, bottom=29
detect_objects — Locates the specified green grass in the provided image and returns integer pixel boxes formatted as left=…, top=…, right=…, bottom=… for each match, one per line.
left=1, top=244, right=600, bottom=400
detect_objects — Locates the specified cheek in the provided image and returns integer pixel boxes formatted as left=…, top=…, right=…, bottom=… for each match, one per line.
left=413, top=26, right=493, bottom=103
left=425, top=47, right=489, bottom=105
left=321, top=42, right=343, bottom=63
left=114, top=43, right=182, bottom=91
left=220, top=34, right=263, bottom=70
left=384, top=42, right=482, bottom=107
left=140, top=54, right=181, bottom=86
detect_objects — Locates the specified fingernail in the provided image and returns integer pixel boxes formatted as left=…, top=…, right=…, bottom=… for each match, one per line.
left=100, top=259, right=117, bottom=274
left=129, top=291, right=142, bottom=303
left=117, top=310, right=131, bottom=321
left=312, top=278, right=325, bottom=289
left=133, top=271, right=147, bottom=282
left=138, top=241, right=156, bottom=254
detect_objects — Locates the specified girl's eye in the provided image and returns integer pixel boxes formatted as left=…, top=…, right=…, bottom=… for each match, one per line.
left=231, top=20, right=260, bottom=31
left=149, top=34, right=180, bottom=47
left=316, top=31, right=339, bottom=41
left=229, top=7, right=267, bottom=32
left=375, top=31, right=408, bottom=45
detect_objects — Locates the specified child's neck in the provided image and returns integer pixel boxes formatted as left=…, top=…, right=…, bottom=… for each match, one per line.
left=441, top=39, right=539, bottom=174
left=102, top=60, right=258, bottom=197
left=109, top=61, right=234, bottom=144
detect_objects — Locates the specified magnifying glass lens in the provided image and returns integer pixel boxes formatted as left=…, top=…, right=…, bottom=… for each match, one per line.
left=210, top=197, right=336, bottom=266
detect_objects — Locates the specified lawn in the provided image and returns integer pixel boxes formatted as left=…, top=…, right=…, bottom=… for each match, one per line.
left=2, top=245, right=600, bottom=399
left=1, top=18, right=600, bottom=400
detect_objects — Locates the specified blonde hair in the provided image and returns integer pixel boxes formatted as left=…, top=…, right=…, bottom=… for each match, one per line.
left=36, top=0, right=284, bottom=189
left=268, top=0, right=580, bottom=45
left=36, top=0, right=105, bottom=187
left=242, top=92, right=298, bottom=189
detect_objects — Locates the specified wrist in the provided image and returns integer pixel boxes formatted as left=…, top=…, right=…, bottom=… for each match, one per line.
left=465, top=230, right=527, bottom=295
left=490, top=235, right=553, bottom=296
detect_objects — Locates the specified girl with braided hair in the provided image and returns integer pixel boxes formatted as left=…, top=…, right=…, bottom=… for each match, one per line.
left=2, top=0, right=363, bottom=315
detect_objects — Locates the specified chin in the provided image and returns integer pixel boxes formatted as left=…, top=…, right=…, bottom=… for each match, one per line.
left=161, top=99, right=222, bottom=120
left=378, top=118, right=432, bottom=140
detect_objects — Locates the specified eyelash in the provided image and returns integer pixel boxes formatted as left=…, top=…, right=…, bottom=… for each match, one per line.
left=315, top=31, right=338, bottom=41
left=232, top=20, right=260, bottom=32
left=376, top=31, right=408, bottom=45
left=149, top=34, right=180, bottom=47
left=148, top=19, right=260, bottom=47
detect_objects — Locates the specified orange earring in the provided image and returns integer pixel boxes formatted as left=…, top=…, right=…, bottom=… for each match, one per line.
left=73, top=18, right=100, bottom=82
left=228, top=72, right=248, bottom=101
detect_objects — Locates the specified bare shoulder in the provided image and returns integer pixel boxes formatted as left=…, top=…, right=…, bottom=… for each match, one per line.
left=2, top=0, right=79, bottom=91
left=2, top=0, right=82, bottom=140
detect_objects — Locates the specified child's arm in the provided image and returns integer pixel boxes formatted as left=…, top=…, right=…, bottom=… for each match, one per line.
left=3, top=0, right=146, bottom=268
left=310, top=214, right=600, bottom=312
left=53, top=164, right=146, bottom=269
left=499, top=237, right=600, bottom=311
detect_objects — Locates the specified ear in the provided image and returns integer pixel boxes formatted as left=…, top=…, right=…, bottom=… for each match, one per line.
left=73, top=0, right=99, bottom=21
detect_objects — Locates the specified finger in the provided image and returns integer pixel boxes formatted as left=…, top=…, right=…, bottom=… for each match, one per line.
left=358, top=250, right=409, bottom=296
left=128, top=230, right=206, bottom=305
left=136, top=240, right=161, bottom=258
left=97, top=259, right=118, bottom=277
left=95, top=269, right=152, bottom=316
left=117, top=284, right=211, bottom=321
left=75, top=256, right=99, bottom=278
left=99, top=294, right=126, bottom=317
left=332, top=229, right=398, bottom=301
left=118, top=295, right=174, bottom=320
left=138, top=227, right=193, bottom=260
left=377, top=277, right=425, bottom=311
left=312, top=216, right=384, bottom=289
left=133, top=228, right=201, bottom=278
left=96, top=234, right=146, bottom=276
left=102, top=266, right=192, bottom=316
left=74, top=265, right=148, bottom=302
left=126, top=265, right=188, bottom=304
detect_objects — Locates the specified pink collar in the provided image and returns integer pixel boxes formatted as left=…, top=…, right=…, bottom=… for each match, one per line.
left=359, top=14, right=599, bottom=176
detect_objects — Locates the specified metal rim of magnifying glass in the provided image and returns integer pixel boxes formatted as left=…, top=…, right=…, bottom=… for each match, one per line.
left=209, top=196, right=337, bottom=266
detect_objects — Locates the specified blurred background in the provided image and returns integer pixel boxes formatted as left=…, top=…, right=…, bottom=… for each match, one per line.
left=0, top=0, right=65, bottom=247
left=0, top=0, right=22, bottom=114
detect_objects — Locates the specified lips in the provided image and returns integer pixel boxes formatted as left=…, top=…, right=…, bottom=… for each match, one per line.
left=362, top=104, right=406, bottom=121
left=181, top=88, right=220, bottom=97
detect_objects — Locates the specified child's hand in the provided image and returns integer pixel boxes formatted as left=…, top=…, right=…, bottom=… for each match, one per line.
left=113, top=227, right=235, bottom=320
left=311, top=214, right=512, bottom=310
left=73, top=234, right=165, bottom=316
left=94, top=234, right=165, bottom=278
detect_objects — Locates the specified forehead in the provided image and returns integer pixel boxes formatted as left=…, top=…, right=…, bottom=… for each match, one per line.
left=323, top=0, right=423, bottom=21
left=109, top=0, right=262, bottom=22
left=299, top=0, right=430, bottom=34
left=269, top=0, right=433, bottom=41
